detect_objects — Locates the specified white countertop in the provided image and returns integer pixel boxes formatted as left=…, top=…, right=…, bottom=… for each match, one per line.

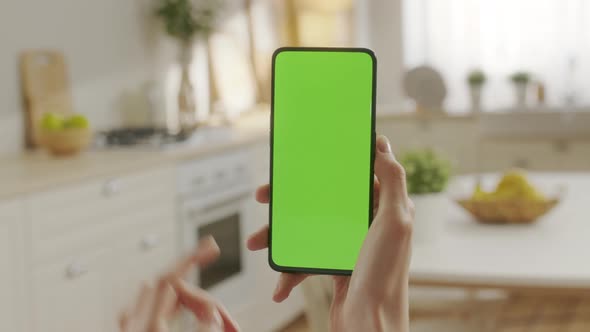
left=410, top=173, right=590, bottom=292
left=0, top=112, right=270, bottom=200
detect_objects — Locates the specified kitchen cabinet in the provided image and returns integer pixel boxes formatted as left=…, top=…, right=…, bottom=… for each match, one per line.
left=25, top=165, right=177, bottom=332
left=478, top=139, right=590, bottom=172
left=0, top=199, right=25, bottom=332
left=377, top=119, right=479, bottom=173
left=479, top=140, right=562, bottom=172
left=563, top=141, right=590, bottom=171
left=376, top=116, right=590, bottom=173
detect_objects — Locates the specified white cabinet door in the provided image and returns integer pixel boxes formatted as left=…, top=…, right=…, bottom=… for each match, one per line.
left=32, top=248, right=110, bottom=332
left=0, top=199, right=25, bottom=332
left=106, top=222, right=176, bottom=331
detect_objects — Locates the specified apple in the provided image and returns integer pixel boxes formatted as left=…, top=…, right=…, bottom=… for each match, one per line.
left=40, top=113, right=64, bottom=131
left=64, top=114, right=89, bottom=129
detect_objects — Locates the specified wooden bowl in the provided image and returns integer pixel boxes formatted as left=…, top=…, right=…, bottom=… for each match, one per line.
left=41, top=127, right=91, bottom=156
left=456, top=198, right=560, bottom=224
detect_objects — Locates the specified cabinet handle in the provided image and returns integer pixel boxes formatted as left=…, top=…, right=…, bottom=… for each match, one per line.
left=215, top=170, right=227, bottom=180
left=103, top=179, right=122, bottom=197
left=140, top=234, right=161, bottom=251
left=192, top=176, right=205, bottom=187
left=65, top=262, right=88, bottom=279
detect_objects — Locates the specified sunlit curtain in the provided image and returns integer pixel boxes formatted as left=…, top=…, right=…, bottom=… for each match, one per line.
left=403, top=0, right=590, bottom=112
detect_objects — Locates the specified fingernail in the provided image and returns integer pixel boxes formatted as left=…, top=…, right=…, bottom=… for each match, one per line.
left=377, top=135, right=391, bottom=153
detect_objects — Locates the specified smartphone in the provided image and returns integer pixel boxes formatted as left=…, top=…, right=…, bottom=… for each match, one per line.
left=269, top=47, right=376, bottom=275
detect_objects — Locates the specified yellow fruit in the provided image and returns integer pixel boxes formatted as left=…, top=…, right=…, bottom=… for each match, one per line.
left=472, top=183, right=493, bottom=201
left=471, top=170, right=546, bottom=202
left=493, top=169, right=545, bottom=201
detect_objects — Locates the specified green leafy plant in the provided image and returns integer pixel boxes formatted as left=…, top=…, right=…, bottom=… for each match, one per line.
left=400, top=149, right=451, bottom=195
left=510, top=71, right=530, bottom=85
left=155, top=0, right=222, bottom=42
left=467, top=70, right=486, bottom=86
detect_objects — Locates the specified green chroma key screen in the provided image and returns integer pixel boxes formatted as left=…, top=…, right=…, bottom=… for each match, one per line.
left=270, top=47, right=376, bottom=274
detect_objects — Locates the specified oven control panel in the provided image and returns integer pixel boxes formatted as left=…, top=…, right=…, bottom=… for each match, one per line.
left=177, top=149, right=252, bottom=198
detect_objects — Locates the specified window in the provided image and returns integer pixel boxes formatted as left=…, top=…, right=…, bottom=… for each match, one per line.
left=403, top=0, right=590, bottom=112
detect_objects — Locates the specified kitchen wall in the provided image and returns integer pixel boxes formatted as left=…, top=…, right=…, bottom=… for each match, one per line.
left=356, top=0, right=405, bottom=112
left=0, top=0, right=175, bottom=154
left=0, top=0, right=406, bottom=155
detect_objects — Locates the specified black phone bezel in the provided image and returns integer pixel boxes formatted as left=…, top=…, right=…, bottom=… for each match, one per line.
left=268, top=47, right=377, bottom=275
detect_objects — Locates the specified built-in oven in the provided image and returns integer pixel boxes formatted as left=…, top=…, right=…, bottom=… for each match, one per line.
left=177, top=150, right=257, bottom=328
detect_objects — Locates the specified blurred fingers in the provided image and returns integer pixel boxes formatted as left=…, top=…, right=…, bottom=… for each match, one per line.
left=246, top=225, right=269, bottom=251
left=273, top=273, right=308, bottom=303
left=149, top=278, right=178, bottom=323
left=134, top=282, right=154, bottom=317
left=171, top=278, right=240, bottom=332
left=172, top=236, right=220, bottom=278
left=255, top=184, right=270, bottom=203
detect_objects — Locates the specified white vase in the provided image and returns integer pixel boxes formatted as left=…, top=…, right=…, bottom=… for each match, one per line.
left=178, top=43, right=197, bottom=133
left=410, top=193, right=448, bottom=244
left=469, top=85, right=483, bottom=113
left=514, top=82, right=528, bottom=110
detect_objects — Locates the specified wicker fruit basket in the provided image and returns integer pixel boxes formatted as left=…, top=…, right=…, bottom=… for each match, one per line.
left=456, top=198, right=559, bottom=224
left=41, top=127, right=91, bottom=156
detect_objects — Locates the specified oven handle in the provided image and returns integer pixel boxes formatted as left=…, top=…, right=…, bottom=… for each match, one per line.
left=187, top=191, right=251, bottom=219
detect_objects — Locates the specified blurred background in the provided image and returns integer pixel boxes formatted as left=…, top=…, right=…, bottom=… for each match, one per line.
left=0, top=0, right=589, bottom=331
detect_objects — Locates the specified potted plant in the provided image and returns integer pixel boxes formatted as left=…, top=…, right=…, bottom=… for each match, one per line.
left=400, top=149, right=451, bottom=243
left=466, top=69, right=486, bottom=113
left=155, top=0, right=222, bottom=133
left=509, top=71, right=531, bottom=110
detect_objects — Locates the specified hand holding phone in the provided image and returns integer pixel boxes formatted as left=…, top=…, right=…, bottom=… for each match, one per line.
left=249, top=135, right=414, bottom=332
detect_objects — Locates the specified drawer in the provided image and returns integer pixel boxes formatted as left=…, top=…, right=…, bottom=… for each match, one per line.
left=32, top=247, right=110, bottom=332
left=30, top=166, right=175, bottom=241
left=31, top=196, right=176, bottom=263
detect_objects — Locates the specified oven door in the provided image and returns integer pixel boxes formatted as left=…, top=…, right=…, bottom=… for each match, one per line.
left=181, top=189, right=257, bottom=314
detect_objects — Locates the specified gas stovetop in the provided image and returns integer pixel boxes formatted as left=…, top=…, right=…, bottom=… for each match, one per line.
left=95, top=128, right=191, bottom=148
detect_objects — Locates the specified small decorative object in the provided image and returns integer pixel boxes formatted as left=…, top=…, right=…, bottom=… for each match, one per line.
left=403, top=66, right=447, bottom=114
left=400, top=149, right=452, bottom=243
left=509, top=71, right=530, bottom=110
left=467, top=69, right=486, bottom=113
left=40, top=112, right=91, bottom=156
left=457, top=169, right=561, bottom=224
left=155, top=0, right=223, bottom=133
left=535, top=81, right=546, bottom=107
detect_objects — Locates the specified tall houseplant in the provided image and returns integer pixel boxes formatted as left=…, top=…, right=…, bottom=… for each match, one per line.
left=467, top=69, right=486, bottom=113
left=400, top=149, right=451, bottom=243
left=155, top=0, right=222, bottom=132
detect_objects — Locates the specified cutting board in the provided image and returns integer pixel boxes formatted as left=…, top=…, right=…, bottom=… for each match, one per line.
left=20, top=50, right=73, bottom=148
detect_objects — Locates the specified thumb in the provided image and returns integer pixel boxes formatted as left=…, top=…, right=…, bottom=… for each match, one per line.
left=373, top=135, right=409, bottom=212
